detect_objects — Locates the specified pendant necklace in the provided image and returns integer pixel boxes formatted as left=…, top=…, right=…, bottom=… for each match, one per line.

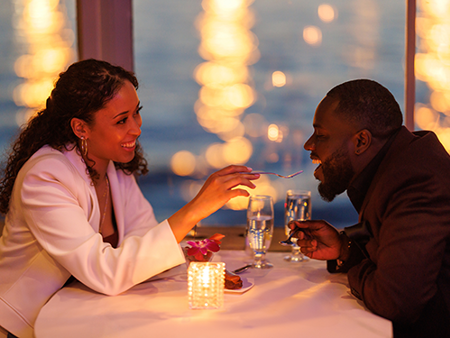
left=99, top=175, right=110, bottom=234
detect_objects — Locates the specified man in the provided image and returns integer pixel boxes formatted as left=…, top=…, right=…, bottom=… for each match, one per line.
left=293, top=79, right=450, bottom=337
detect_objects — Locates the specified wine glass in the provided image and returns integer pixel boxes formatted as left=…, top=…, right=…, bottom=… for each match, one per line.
left=284, top=190, right=311, bottom=262
left=246, top=195, right=274, bottom=269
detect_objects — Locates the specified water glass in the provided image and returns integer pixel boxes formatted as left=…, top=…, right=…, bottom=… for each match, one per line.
left=284, top=190, right=311, bottom=262
left=246, top=195, right=274, bottom=269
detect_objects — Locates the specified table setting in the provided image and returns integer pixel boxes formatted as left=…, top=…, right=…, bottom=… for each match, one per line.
left=34, top=181, right=393, bottom=338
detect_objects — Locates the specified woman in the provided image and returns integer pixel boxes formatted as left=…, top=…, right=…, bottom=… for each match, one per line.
left=0, top=59, right=259, bottom=338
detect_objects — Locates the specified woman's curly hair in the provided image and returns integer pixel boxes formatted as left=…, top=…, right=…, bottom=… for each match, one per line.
left=0, top=59, right=148, bottom=215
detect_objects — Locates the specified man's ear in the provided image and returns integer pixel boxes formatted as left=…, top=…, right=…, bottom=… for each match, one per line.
left=70, top=118, right=89, bottom=139
left=353, top=129, right=372, bottom=155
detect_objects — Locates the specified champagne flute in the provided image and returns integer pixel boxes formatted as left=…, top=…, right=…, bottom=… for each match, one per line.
left=246, top=195, right=274, bottom=269
left=284, top=190, right=311, bottom=262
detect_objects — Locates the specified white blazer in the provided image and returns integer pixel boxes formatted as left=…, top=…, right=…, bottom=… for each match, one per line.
left=0, top=145, right=185, bottom=338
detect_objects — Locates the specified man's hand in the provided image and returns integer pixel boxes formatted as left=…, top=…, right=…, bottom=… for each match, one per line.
left=289, top=220, right=345, bottom=260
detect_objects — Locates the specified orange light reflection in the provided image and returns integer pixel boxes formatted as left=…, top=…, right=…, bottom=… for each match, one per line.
left=13, top=0, right=75, bottom=125
left=415, top=0, right=450, bottom=152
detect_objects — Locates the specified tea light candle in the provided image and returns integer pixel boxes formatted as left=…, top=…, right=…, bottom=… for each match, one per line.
left=188, top=262, right=225, bottom=309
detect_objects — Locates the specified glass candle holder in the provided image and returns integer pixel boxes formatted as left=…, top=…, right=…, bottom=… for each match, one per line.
left=188, top=262, right=225, bottom=309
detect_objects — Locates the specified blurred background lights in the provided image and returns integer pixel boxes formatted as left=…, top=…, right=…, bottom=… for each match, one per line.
left=222, top=137, right=252, bottom=164
left=303, top=25, right=322, bottom=46
left=267, top=124, right=279, bottom=141
left=272, top=71, right=286, bottom=87
left=170, top=151, right=197, bottom=176
left=415, top=0, right=450, bottom=152
left=225, top=175, right=278, bottom=210
left=13, top=0, right=75, bottom=125
left=318, top=4, right=337, bottom=23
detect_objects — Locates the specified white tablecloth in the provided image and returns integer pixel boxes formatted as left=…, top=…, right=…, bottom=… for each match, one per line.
left=35, top=251, right=392, bottom=338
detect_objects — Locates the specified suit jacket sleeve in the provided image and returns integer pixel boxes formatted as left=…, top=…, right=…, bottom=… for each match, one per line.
left=346, top=136, right=450, bottom=324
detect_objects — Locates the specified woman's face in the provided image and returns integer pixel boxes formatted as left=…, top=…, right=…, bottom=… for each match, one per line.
left=85, top=80, right=142, bottom=173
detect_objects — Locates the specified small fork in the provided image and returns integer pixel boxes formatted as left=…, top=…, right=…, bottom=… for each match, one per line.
left=248, top=170, right=303, bottom=179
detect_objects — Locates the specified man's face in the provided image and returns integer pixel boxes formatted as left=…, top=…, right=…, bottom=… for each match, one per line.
left=304, top=96, right=357, bottom=201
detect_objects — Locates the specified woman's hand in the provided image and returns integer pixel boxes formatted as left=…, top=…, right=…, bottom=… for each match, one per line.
left=290, top=220, right=346, bottom=261
left=168, top=165, right=260, bottom=242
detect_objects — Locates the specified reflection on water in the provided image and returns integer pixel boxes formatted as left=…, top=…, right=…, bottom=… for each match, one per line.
left=172, top=0, right=271, bottom=210
left=0, top=0, right=424, bottom=227
left=12, top=0, right=75, bottom=126
left=415, top=0, right=450, bottom=150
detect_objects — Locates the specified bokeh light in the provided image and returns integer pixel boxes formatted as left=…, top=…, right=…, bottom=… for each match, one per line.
left=272, top=71, right=286, bottom=87
left=171, top=151, right=197, bottom=176
left=174, top=0, right=277, bottom=210
left=13, top=0, right=76, bottom=125
left=318, top=4, right=337, bottom=23
left=415, top=0, right=450, bottom=151
left=303, top=25, right=322, bottom=46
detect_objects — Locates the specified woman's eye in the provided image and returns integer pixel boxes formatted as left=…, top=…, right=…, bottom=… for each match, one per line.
left=118, top=118, right=127, bottom=124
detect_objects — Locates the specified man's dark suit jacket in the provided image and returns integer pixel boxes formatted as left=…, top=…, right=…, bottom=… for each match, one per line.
left=330, top=126, right=450, bottom=337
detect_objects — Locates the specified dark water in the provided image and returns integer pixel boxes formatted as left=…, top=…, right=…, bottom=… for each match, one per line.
left=0, top=0, right=418, bottom=228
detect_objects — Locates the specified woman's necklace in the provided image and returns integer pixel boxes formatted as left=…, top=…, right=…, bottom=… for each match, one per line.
left=99, top=175, right=110, bottom=235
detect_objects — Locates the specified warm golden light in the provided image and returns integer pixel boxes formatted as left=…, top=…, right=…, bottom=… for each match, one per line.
left=171, top=151, right=197, bottom=176
left=225, top=175, right=278, bottom=210
left=415, top=105, right=439, bottom=130
left=188, top=262, right=225, bottom=310
left=272, top=71, right=286, bottom=87
left=13, top=0, right=75, bottom=125
left=303, top=26, right=322, bottom=46
left=185, top=0, right=259, bottom=180
left=416, top=0, right=450, bottom=152
left=318, top=4, right=337, bottom=23
left=268, top=124, right=281, bottom=141
left=222, top=137, right=253, bottom=164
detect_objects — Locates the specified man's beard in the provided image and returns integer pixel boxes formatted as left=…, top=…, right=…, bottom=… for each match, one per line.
left=317, top=148, right=354, bottom=202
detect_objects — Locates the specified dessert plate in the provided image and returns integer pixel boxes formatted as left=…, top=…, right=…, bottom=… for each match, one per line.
left=225, top=278, right=254, bottom=294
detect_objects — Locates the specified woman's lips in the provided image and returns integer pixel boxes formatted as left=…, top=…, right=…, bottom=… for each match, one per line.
left=121, top=141, right=136, bottom=151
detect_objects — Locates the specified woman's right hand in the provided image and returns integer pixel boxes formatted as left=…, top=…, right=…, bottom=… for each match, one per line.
left=168, top=165, right=260, bottom=242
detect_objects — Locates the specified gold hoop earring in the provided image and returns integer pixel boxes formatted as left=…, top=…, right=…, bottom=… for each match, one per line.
left=80, top=137, right=88, bottom=157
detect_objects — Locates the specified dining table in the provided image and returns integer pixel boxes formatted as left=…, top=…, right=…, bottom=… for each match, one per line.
left=34, top=250, right=392, bottom=338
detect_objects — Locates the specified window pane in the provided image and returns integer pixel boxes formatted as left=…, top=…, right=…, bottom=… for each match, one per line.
left=134, top=0, right=406, bottom=228
left=0, top=0, right=77, bottom=152
left=415, top=0, right=450, bottom=151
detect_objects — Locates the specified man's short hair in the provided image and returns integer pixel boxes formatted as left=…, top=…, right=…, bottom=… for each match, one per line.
left=326, top=79, right=403, bottom=138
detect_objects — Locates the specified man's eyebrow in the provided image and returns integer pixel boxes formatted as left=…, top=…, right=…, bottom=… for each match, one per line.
left=113, top=102, right=140, bottom=119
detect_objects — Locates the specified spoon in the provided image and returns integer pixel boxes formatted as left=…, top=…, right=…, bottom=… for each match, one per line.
left=249, top=170, right=303, bottom=179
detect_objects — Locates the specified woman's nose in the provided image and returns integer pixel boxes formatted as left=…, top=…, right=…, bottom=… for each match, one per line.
left=129, top=118, right=141, bottom=136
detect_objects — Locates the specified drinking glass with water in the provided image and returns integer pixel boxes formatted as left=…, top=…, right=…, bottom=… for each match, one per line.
left=246, top=195, right=274, bottom=269
left=284, top=190, right=311, bottom=262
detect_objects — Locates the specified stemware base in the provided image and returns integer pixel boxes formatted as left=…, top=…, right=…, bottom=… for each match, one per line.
left=251, top=261, right=273, bottom=269
left=284, top=254, right=309, bottom=262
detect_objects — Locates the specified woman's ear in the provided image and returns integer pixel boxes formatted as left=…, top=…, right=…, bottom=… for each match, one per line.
left=70, top=118, right=88, bottom=139
left=353, top=129, right=372, bottom=155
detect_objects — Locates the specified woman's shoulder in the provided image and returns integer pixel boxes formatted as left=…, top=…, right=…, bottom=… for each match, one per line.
left=21, top=145, right=82, bottom=180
